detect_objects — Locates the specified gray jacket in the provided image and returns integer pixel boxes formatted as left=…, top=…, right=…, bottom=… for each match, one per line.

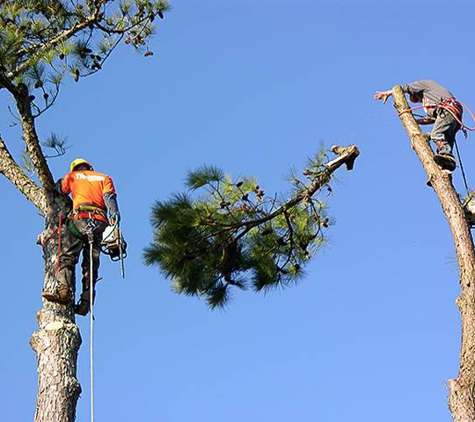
left=402, top=80, right=454, bottom=117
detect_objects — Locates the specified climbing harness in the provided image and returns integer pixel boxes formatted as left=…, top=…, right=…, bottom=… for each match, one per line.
left=70, top=203, right=108, bottom=223
left=398, top=98, right=475, bottom=133
left=440, top=98, right=464, bottom=124
left=398, top=97, right=475, bottom=195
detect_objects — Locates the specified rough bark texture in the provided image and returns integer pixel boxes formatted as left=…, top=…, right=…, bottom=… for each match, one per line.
left=30, top=315, right=81, bottom=422
left=0, top=74, right=55, bottom=191
left=0, top=3, right=169, bottom=419
left=0, top=75, right=82, bottom=421
left=0, top=135, right=46, bottom=213
left=31, top=191, right=82, bottom=422
left=393, top=86, right=475, bottom=422
left=14, top=83, right=55, bottom=191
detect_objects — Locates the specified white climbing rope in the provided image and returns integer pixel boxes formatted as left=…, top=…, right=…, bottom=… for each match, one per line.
left=88, top=232, right=95, bottom=422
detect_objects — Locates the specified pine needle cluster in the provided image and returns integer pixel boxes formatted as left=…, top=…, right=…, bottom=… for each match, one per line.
left=144, top=148, right=340, bottom=309
left=0, top=1, right=170, bottom=115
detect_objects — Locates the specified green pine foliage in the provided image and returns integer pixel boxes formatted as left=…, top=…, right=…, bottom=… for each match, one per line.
left=0, top=0, right=170, bottom=113
left=144, top=149, right=337, bottom=309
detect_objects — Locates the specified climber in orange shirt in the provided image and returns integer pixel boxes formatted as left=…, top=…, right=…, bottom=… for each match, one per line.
left=42, top=158, right=121, bottom=316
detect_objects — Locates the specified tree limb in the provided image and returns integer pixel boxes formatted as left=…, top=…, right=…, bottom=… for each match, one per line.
left=0, top=134, right=46, bottom=214
left=245, top=144, right=359, bottom=230
left=4, top=79, right=55, bottom=191
left=209, top=144, right=360, bottom=242
left=11, top=7, right=158, bottom=81
left=12, top=16, right=100, bottom=80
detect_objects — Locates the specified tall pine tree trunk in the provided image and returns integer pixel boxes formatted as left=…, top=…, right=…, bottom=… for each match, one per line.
left=30, top=192, right=82, bottom=422
left=0, top=3, right=170, bottom=419
left=393, top=86, right=475, bottom=421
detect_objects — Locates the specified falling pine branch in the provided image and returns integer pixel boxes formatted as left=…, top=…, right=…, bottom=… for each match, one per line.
left=145, top=144, right=359, bottom=308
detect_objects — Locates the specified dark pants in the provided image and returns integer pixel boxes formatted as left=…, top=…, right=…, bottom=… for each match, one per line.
left=431, top=108, right=461, bottom=154
left=57, top=218, right=107, bottom=303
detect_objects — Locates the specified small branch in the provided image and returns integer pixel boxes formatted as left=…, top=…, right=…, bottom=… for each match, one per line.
left=0, top=134, right=46, bottom=214
left=263, top=144, right=359, bottom=223
left=12, top=16, right=99, bottom=79
left=79, top=35, right=123, bottom=78
left=13, top=9, right=158, bottom=81
left=32, top=83, right=61, bottom=118
left=1, top=79, right=55, bottom=191
left=94, top=14, right=154, bottom=35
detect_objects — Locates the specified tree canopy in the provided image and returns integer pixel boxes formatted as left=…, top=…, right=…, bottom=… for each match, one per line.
left=0, top=0, right=170, bottom=212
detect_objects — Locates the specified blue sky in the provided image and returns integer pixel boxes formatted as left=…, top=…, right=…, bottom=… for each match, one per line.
left=1, top=0, right=475, bottom=420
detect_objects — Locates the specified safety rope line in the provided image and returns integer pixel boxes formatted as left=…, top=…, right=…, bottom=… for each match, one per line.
left=454, top=139, right=471, bottom=196
left=454, top=100, right=475, bottom=131
left=88, top=231, right=95, bottom=422
left=397, top=98, right=474, bottom=196
left=398, top=100, right=475, bottom=131
left=41, top=224, right=58, bottom=250
left=118, top=230, right=125, bottom=279
left=41, top=214, right=64, bottom=276
left=55, top=214, right=63, bottom=276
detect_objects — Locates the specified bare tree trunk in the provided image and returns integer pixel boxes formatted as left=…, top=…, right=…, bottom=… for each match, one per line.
left=30, top=192, right=82, bottom=422
left=0, top=79, right=83, bottom=421
left=393, top=86, right=475, bottom=421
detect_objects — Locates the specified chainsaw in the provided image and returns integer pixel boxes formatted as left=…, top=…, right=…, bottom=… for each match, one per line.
left=101, top=224, right=127, bottom=278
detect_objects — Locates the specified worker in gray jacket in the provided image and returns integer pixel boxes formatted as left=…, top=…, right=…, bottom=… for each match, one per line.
left=374, top=80, right=463, bottom=171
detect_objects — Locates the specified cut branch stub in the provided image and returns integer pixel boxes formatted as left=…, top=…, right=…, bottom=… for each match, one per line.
left=329, top=144, right=360, bottom=171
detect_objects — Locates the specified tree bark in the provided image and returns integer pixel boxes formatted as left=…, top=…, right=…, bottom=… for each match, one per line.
left=0, top=83, right=82, bottom=420
left=30, top=192, right=82, bottom=422
left=14, top=83, right=55, bottom=191
left=0, top=135, right=46, bottom=213
left=392, top=86, right=475, bottom=421
left=0, top=74, right=55, bottom=191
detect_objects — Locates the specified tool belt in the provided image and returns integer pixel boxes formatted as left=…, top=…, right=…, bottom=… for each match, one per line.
left=69, top=203, right=108, bottom=223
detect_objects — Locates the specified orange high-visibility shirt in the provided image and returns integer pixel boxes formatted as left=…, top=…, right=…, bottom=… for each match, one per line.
left=61, top=170, right=116, bottom=211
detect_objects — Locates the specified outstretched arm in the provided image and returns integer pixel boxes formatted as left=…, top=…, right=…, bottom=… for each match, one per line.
left=374, top=89, right=393, bottom=104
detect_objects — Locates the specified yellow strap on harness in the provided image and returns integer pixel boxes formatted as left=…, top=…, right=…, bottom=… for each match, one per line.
left=74, top=204, right=107, bottom=218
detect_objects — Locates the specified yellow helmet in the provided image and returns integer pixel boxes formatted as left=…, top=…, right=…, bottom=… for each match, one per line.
left=70, top=158, right=93, bottom=172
